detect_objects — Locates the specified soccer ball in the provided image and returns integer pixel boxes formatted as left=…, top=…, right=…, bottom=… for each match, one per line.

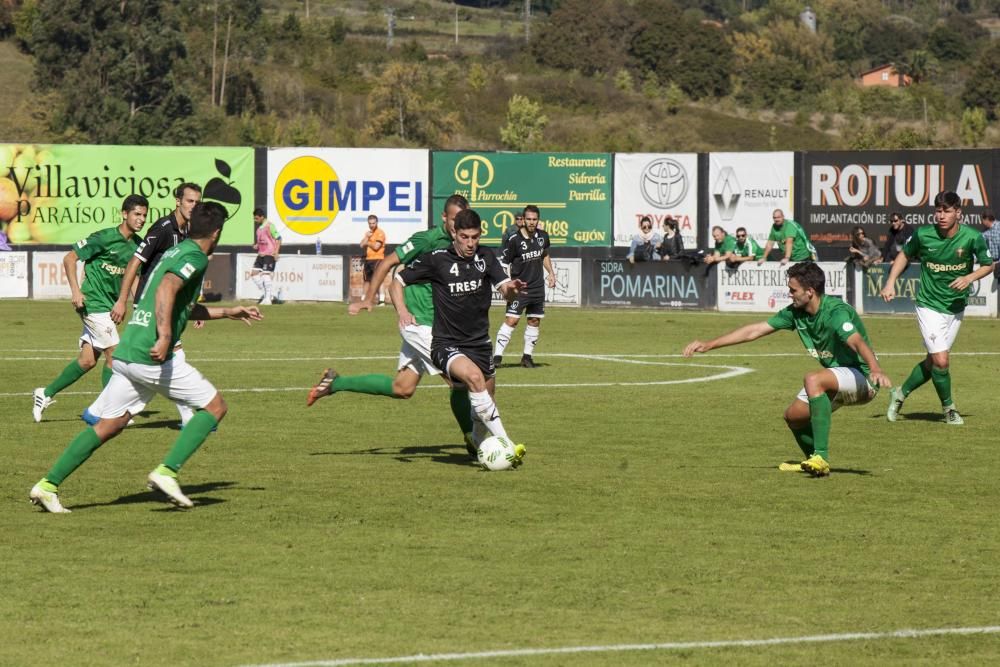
left=477, top=435, right=517, bottom=471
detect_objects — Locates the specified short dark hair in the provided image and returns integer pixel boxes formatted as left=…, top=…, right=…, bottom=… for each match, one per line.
left=852, top=225, right=865, bottom=235
left=639, top=215, right=652, bottom=228
left=368, top=214, right=378, bottom=223
left=444, top=194, right=469, bottom=213
left=735, top=226, right=747, bottom=235
left=188, top=202, right=228, bottom=239
left=523, top=205, right=540, bottom=218
left=665, top=219, right=678, bottom=232
left=453, top=208, right=481, bottom=232
left=983, top=211, right=995, bottom=222
left=934, top=191, right=962, bottom=209
left=253, top=207, right=265, bottom=217
left=122, top=194, right=149, bottom=212
left=787, top=261, right=825, bottom=295
left=890, top=211, right=903, bottom=222
left=711, top=225, right=726, bottom=235
left=174, top=182, right=202, bottom=200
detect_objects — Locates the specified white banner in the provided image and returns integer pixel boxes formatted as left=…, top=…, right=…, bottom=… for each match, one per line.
left=492, top=258, right=582, bottom=307
left=32, top=251, right=84, bottom=299
left=717, top=261, right=847, bottom=312
left=0, top=251, right=28, bottom=298
left=613, top=153, right=698, bottom=250
left=267, top=147, right=429, bottom=246
left=708, top=152, right=794, bottom=247
left=236, top=253, right=344, bottom=302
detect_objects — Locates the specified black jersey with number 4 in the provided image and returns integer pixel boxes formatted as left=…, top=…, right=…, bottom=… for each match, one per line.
left=501, top=228, right=550, bottom=297
left=134, top=213, right=187, bottom=299
left=396, top=245, right=511, bottom=347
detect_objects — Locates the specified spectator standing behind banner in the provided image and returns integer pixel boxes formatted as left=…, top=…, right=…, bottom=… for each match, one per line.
left=726, top=227, right=761, bottom=268
left=251, top=207, right=282, bottom=305
left=703, top=226, right=735, bottom=265
left=502, top=212, right=525, bottom=247
left=657, top=217, right=684, bottom=260
left=846, top=226, right=881, bottom=270
left=980, top=212, right=1000, bottom=279
left=0, top=224, right=10, bottom=251
left=627, top=215, right=662, bottom=264
left=881, top=212, right=912, bottom=263
left=361, top=214, right=386, bottom=305
left=758, top=209, right=816, bottom=265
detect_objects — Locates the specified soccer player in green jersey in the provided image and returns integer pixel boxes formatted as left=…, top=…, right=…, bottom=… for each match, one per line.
left=880, top=191, right=994, bottom=425
left=758, top=209, right=816, bottom=265
left=29, top=203, right=263, bottom=513
left=684, top=262, right=892, bottom=477
left=703, top=226, right=737, bottom=265
left=32, top=195, right=149, bottom=422
left=310, top=195, right=478, bottom=456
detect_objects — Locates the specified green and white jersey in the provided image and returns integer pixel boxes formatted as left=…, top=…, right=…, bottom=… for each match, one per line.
left=766, top=295, right=872, bottom=378
left=114, top=239, right=208, bottom=365
left=768, top=219, right=814, bottom=261
left=714, top=235, right=737, bottom=255
left=903, top=224, right=993, bottom=314
left=73, top=225, right=139, bottom=315
left=733, top=237, right=762, bottom=258
left=394, top=224, right=453, bottom=327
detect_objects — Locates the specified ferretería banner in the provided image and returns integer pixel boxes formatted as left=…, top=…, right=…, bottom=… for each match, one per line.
left=708, top=152, right=794, bottom=246
left=432, top=152, right=612, bottom=247
left=0, top=144, right=253, bottom=245
left=802, top=149, right=996, bottom=247
left=613, top=153, right=698, bottom=250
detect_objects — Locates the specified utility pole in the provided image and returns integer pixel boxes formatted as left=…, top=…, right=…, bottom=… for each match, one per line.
left=454, top=2, right=459, bottom=45
left=386, top=8, right=395, bottom=50
left=524, top=0, right=531, bottom=44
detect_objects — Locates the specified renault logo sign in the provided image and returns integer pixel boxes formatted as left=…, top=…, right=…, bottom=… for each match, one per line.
left=640, top=158, right=688, bottom=209
left=713, top=166, right=741, bottom=221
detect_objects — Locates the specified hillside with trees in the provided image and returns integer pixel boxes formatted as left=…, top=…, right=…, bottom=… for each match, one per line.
left=3, top=0, right=1000, bottom=151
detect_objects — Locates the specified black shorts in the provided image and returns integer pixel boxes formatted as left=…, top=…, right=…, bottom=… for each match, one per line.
left=253, top=255, right=276, bottom=273
left=363, top=259, right=380, bottom=282
left=505, top=294, right=545, bottom=319
left=431, top=342, right=495, bottom=383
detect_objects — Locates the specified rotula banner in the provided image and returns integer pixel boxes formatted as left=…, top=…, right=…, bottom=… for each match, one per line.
left=0, top=144, right=254, bottom=245
left=432, top=152, right=612, bottom=246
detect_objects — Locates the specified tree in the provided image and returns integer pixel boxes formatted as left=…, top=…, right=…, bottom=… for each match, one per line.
left=959, top=107, right=987, bottom=147
left=365, top=62, right=459, bottom=146
left=813, top=0, right=886, bottom=66
left=962, top=46, right=1000, bottom=120
left=531, top=0, right=637, bottom=75
left=893, top=49, right=937, bottom=85
left=500, top=94, right=548, bottom=151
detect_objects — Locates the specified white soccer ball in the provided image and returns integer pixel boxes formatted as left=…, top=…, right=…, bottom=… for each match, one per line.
left=477, top=435, right=517, bottom=471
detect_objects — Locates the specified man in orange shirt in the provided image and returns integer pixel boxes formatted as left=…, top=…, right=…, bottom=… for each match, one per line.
left=361, top=214, right=386, bottom=305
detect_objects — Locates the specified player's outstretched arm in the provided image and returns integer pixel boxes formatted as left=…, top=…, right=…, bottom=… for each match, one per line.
left=949, top=263, right=994, bottom=291
left=112, top=255, right=143, bottom=324
left=683, top=321, right=776, bottom=357
left=845, top=332, right=892, bottom=389
left=880, top=251, right=910, bottom=302
left=350, top=253, right=401, bottom=315
left=497, top=279, right=528, bottom=301
left=388, top=277, right=415, bottom=328
left=192, top=304, right=264, bottom=325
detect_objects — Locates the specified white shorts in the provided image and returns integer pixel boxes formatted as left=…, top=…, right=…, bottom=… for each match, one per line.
left=916, top=306, right=963, bottom=354
left=79, top=312, right=119, bottom=351
left=95, top=356, right=218, bottom=419
left=796, top=366, right=876, bottom=411
left=397, top=324, right=441, bottom=376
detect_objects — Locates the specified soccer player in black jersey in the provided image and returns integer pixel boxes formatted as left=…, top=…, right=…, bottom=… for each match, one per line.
left=392, top=209, right=527, bottom=449
left=493, top=205, right=556, bottom=368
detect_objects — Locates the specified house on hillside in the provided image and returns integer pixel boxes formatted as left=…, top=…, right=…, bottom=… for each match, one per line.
left=858, top=64, right=912, bottom=88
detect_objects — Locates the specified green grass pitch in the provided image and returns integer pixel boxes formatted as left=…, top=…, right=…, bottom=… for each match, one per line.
left=3, top=300, right=1000, bottom=666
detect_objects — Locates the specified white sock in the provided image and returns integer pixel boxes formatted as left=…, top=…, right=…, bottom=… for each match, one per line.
left=251, top=272, right=264, bottom=292
left=469, top=390, right=509, bottom=440
left=262, top=273, right=273, bottom=300
left=494, top=323, right=515, bottom=356
left=524, top=324, right=540, bottom=356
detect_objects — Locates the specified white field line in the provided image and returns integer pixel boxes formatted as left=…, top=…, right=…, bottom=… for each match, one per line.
left=237, top=624, right=1000, bottom=667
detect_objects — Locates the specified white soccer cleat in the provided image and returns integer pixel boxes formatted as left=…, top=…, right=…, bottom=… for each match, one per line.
left=32, top=388, right=53, bottom=423
left=259, top=298, right=273, bottom=306
left=147, top=470, right=194, bottom=508
left=30, top=484, right=70, bottom=513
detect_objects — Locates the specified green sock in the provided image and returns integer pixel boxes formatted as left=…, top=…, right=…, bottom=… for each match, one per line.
left=101, top=365, right=113, bottom=388
left=790, top=425, right=815, bottom=458
left=807, top=394, right=833, bottom=461
left=45, top=427, right=104, bottom=485
left=331, top=374, right=398, bottom=397
left=930, top=367, right=953, bottom=406
left=162, top=411, right=219, bottom=472
left=901, top=362, right=932, bottom=398
left=44, top=360, right=88, bottom=398
left=450, top=388, right=474, bottom=436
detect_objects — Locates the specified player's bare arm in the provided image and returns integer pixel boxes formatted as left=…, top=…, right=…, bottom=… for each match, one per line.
left=150, top=273, right=182, bottom=362
left=62, top=249, right=84, bottom=310
left=543, top=256, right=556, bottom=288
left=880, top=251, right=911, bottom=302
left=683, top=321, right=777, bottom=357
left=388, top=277, right=415, bottom=327
left=757, top=241, right=774, bottom=265
left=273, top=238, right=281, bottom=260
left=192, top=304, right=264, bottom=326
left=949, top=263, right=994, bottom=291
left=845, top=332, right=892, bottom=388
left=350, top=253, right=400, bottom=315
left=781, top=237, right=794, bottom=264
left=111, top=255, right=143, bottom=323
left=498, top=279, right=528, bottom=301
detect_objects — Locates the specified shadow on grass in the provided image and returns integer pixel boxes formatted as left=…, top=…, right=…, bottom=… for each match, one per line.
left=768, top=462, right=872, bottom=476
left=496, top=361, right=549, bottom=369
left=68, top=480, right=238, bottom=511
left=309, top=443, right=476, bottom=467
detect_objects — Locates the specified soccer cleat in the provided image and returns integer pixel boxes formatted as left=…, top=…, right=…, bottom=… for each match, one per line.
left=886, top=387, right=905, bottom=422
left=778, top=461, right=806, bottom=472
left=520, top=355, right=536, bottom=369
left=32, top=388, right=53, bottom=423
left=800, top=454, right=830, bottom=477
left=493, top=355, right=502, bottom=367
left=259, top=297, right=273, bottom=306
left=511, top=443, right=526, bottom=468
left=30, top=483, right=70, bottom=513
left=147, top=469, right=194, bottom=508
left=306, top=368, right=339, bottom=406
left=943, top=404, right=964, bottom=425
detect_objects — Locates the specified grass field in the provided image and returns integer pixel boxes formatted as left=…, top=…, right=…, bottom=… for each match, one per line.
left=4, top=300, right=1000, bottom=666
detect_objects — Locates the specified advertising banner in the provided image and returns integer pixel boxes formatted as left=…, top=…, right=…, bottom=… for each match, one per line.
left=858, top=263, right=997, bottom=317
left=613, top=153, right=698, bottom=249
left=31, top=251, right=84, bottom=299
left=717, top=261, right=847, bottom=312
left=267, top=147, right=429, bottom=246
left=432, top=152, right=612, bottom=247
left=347, top=255, right=397, bottom=304
left=235, top=254, right=343, bottom=302
left=586, top=259, right=716, bottom=308
left=0, top=144, right=253, bottom=246
left=490, top=258, right=582, bottom=307
left=0, top=251, right=28, bottom=297
left=801, top=149, right=997, bottom=247
left=708, top=152, right=794, bottom=246
left=202, top=253, right=234, bottom=302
